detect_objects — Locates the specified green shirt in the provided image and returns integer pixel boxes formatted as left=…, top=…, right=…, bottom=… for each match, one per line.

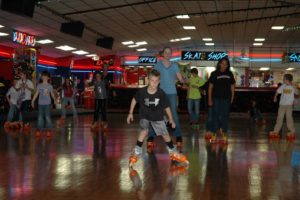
left=188, top=76, right=205, bottom=99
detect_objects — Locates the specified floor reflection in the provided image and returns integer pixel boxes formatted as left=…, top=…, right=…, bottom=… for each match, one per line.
left=0, top=114, right=300, bottom=199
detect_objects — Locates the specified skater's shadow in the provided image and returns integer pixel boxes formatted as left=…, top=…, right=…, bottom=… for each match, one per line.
left=92, top=131, right=106, bottom=158
left=202, top=144, right=229, bottom=199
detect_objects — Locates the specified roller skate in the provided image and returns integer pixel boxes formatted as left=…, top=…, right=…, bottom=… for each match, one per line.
left=146, top=141, right=155, bottom=153
left=46, top=130, right=53, bottom=138
left=129, top=146, right=142, bottom=167
left=269, top=131, right=280, bottom=140
left=4, top=121, right=11, bottom=129
left=205, top=131, right=213, bottom=140
left=35, top=130, right=42, bottom=138
left=90, top=122, right=99, bottom=132
left=169, top=163, right=188, bottom=177
left=23, top=123, right=31, bottom=133
left=168, top=147, right=189, bottom=165
left=220, top=132, right=228, bottom=145
left=101, top=121, right=109, bottom=136
left=286, top=133, right=296, bottom=141
left=209, top=134, right=217, bottom=144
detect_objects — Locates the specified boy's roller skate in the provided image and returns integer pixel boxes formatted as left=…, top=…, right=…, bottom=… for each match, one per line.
left=90, top=122, right=99, bottom=132
left=168, top=147, right=189, bottom=165
left=269, top=131, right=280, bottom=139
left=286, top=133, right=296, bottom=141
left=129, top=146, right=142, bottom=167
left=209, top=134, right=217, bottom=144
left=23, top=123, right=31, bottom=133
left=220, top=132, right=228, bottom=145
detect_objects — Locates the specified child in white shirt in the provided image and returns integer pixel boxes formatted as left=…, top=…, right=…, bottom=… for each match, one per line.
left=270, top=74, right=299, bottom=139
left=6, top=79, right=21, bottom=122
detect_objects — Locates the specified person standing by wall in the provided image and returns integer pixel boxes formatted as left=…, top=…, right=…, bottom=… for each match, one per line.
left=208, top=57, right=235, bottom=143
left=147, top=47, right=185, bottom=150
left=61, top=78, right=77, bottom=121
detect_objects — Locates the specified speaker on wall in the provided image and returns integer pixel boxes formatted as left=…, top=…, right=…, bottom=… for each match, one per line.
left=96, top=37, right=114, bottom=50
left=60, top=21, right=85, bottom=38
left=1, top=0, right=37, bottom=17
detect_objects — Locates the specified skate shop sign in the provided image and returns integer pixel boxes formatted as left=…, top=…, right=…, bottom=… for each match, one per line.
left=288, top=53, right=300, bottom=62
left=138, top=56, right=157, bottom=64
left=12, top=31, right=36, bottom=47
left=181, top=51, right=228, bottom=61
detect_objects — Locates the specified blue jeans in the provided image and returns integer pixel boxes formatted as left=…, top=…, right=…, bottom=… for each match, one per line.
left=212, top=98, right=230, bottom=133
left=187, top=99, right=200, bottom=122
left=61, top=97, right=77, bottom=118
left=206, top=107, right=213, bottom=132
left=7, top=104, right=20, bottom=122
left=37, top=105, right=52, bottom=130
left=148, top=94, right=182, bottom=138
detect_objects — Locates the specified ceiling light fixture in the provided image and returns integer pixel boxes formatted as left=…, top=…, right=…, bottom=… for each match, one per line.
left=137, top=48, right=147, bottom=52
left=205, top=42, right=215, bottom=46
left=0, top=25, right=4, bottom=28
left=254, top=38, right=265, bottom=42
left=259, top=67, right=270, bottom=71
left=271, top=26, right=284, bottom=30
left=253, top=42, right=263, bottom=46
left=286, top=67, right=294, bottom=71
left=183, top=26, right=196, bottom=30
left=72, top=50, right=89, bottom=55
left=202, top=38, right=213, bottom=41
left=0, top=32, right=9, bottom=36
left=181, top=37, right=191, bottom=41
left=136, top=41, right=148, bottom=45
left=86, top=54, right=97, bottom=57
left=55, top=45, right=76, bottom=51
left=36, top=39, right=54, bottom=44
left=122, top=41, right=134, bottom=45
left=176, top=15, right=190, bottom=19
left=128, top=44, right=140, bottom=48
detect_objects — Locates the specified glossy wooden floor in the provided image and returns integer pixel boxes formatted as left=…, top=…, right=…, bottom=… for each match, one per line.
left=1, top=114, right=300, bottom=200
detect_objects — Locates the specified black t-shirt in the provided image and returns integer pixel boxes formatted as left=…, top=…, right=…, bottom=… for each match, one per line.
left=208, top=70, right=235, bottom=99
left=134, top=87, right=170, bottom=121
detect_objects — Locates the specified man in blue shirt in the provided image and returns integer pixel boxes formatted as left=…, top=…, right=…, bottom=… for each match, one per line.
left=147, top=47, right=185, bottom=151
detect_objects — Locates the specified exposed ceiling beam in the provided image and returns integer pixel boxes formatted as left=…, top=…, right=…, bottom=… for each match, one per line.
left=141, top=5, right=294, bottom=24
left=208, top=11, right=300, bottom=27
left=273, top=0, right=300, bottom=6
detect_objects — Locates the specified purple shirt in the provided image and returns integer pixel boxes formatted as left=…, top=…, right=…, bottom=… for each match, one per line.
left=37, top=83, right=53, bottom=105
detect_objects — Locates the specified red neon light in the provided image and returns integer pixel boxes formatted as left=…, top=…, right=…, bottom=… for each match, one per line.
left=38, top=59, right=57, bottom=65
left=0, top=51, right=11, bottom=57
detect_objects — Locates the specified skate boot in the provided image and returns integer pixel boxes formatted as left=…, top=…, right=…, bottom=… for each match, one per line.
left=35, top=130, right=42, bottom=138
left=146, top=141, right=155, bottom=153
left=90, top=122, right=98, bottom=132
left=168, top=147, right=189, bottom=165
left=129, top=146, right=142, bottom=167
left=101, top=121, right=109, bottom=136
left=4, top=121, right=10, bottom=129
left=220, top=132, right=228, bottom=145
left=23, top=123, right=31, bottom=133
left=46, top=130, right=53, bottom=138
left=209, top=134, right=217, bottom=144
left=269, top=131, right=280, bottom=139
left=205, top=131, right=213, bottom=140
left=287, top=133, right=296, bottom=141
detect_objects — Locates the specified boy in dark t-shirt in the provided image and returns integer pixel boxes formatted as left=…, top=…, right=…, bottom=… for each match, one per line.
left=127, top=69, right=189, bottom=167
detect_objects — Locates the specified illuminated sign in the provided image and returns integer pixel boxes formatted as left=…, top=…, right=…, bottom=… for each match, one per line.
left=138, top=56, right=157, bottom=64
left=12, top=31, right=36, bottom=46
left=181, top=51, right=228, bottom=61
left=289, top=53, right=300, bottom=62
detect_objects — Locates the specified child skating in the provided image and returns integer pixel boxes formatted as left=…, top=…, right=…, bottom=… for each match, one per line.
left=187, top=68, right=205, bottom=129
left=127, top=69, right=188, bottom=167
left=91, top=71, right=109, bottom=132
left=31, top=71, right=57, bottom=138
left=269, top=74, right=299, bottom=140
left=4, top=79, right=22, bottom=129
